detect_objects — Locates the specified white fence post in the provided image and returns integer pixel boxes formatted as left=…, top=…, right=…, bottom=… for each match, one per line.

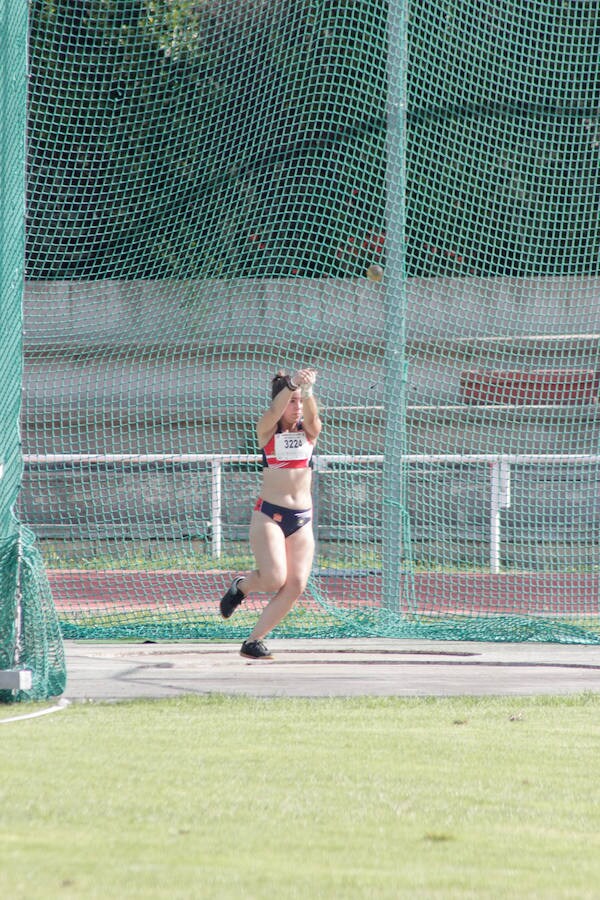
left=210, top=458, right=222, bottom=558
left=489, top=459, right=511, bottom=574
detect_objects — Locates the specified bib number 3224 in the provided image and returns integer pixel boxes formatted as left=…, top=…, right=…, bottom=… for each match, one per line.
left=275, top=432, right=311, bottom=460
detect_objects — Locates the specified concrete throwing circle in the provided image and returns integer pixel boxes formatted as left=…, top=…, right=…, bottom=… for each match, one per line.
left=62, top=639, right=600, bottom=701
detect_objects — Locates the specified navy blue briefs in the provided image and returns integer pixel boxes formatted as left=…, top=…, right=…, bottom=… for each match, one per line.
left=254, top=498, right=312, bottom=538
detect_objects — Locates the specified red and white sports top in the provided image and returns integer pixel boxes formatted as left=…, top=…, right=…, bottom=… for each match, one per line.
left=261, top=422, right=314, bottom=469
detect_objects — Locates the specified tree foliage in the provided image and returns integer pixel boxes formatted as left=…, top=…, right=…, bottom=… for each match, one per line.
left=407, top=0, right=600, bottom=276
left=26, top=0, right=600, bottom=280
left=26, top=0, right=386, bottom=280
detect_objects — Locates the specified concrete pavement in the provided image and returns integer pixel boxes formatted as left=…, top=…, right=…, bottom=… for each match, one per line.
left=62, top=638, right=600, bottom=701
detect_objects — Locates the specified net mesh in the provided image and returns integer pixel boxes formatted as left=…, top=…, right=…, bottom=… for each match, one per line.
left=13, top=0, right=600, bottom=648
left=0, top=0, right=66, bottom=701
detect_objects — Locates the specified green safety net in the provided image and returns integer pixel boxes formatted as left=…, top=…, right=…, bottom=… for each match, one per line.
left=0, top=0, right=66, bottom=701
left=6, top=0, right=600, bottom=669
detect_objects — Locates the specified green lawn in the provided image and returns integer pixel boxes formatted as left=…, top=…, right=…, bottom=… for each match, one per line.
left=1, top=694, right=599, bottom=899
left=37, top=539, right=494, bottom=573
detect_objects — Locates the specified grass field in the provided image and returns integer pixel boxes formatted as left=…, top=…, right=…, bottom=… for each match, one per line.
left=1, top=694, right=600, bottom=899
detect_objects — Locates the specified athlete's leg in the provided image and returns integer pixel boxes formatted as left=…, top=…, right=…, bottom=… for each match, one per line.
left=247, top=521, right=314, bottom=641
left=220, top=510, right=289, bottom=619
left=239, top=510, right=288, bottom=595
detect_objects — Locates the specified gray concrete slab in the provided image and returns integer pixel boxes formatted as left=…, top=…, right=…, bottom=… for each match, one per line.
left=63, top=639, right=600, bottom=701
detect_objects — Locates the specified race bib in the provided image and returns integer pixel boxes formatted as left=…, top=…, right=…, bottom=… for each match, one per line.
left=275, top=431, right=311, bottom=460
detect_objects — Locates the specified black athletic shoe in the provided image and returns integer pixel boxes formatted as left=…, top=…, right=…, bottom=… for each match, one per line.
left=240, top=640, right=273, bottom=660
left=219, top=576, right=245, bottom=619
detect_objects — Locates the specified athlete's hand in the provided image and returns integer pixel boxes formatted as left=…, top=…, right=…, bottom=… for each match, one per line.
left=291, top=368, right=316, bottom=398
left=292, top=368, right=316, bottom=388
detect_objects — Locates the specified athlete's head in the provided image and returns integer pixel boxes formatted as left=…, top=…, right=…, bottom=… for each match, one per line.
left=272, top=371, right=303, bottom=427
left=271, top=370, right=298, bottom=399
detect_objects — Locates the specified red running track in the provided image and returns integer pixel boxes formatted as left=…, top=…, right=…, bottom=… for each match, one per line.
left=47, top=570, right=600, bottom=618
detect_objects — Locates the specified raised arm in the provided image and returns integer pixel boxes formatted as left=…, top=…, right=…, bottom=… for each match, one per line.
left=256, top=368, right=322, bottom=446
left=296, top=369, right=322, bottom=444
left=256, top=378, right=297, bottom=446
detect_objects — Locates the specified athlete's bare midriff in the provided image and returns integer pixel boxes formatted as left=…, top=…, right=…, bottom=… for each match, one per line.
left=259, top=467, right=313, bottom=509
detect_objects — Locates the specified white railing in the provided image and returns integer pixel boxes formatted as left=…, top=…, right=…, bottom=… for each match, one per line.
left=23, top=452, right=600, bottom=573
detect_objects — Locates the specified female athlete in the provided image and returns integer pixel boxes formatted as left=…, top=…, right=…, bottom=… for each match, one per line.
left=219, top=367, right=322, bottom=659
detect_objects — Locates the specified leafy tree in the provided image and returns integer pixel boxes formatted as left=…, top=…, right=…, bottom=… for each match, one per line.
left=406, top=0, right=600, bottom=276
left=26, top=0, right=386, bottom=280
left=26, top=0, right=599, bottom=280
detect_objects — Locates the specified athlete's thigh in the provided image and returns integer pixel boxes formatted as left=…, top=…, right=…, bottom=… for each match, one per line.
left=249, top=510, right=287, bottom=575
left=285, top=522, right=315, bottom=586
